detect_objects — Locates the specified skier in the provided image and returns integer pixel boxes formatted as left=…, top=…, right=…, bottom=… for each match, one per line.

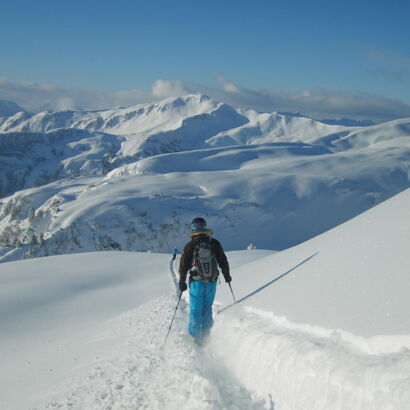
left=172, top=247, right=180, bottom=261
left=179, top=217, right=231, bottom=341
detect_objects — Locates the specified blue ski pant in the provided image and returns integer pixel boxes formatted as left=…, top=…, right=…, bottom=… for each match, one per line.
left=188, top=280, right=217, bottom=340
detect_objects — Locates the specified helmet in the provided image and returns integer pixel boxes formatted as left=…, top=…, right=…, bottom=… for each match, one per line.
left=191, top=217, right=207, bottom=231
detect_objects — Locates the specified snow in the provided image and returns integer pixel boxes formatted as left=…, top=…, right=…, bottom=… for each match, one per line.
left=216, top=188, right=410, bottom=339
left=1, top=130, right=409, bottom=261
left=211, top=308, right=410, bottom=410
left=0, top=94, right=409, bottom=262
left=0, top=94, right=409, bottom=408
left=0, top=249, right=271, bottom=409
left=0, top=190, right=409, bottom=409
left=0, top=252, right=172, bottom=409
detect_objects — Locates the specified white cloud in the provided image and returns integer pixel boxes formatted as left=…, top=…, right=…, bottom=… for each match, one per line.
left=0, top=77, right=156, bottom=113
left=216, top=75, right=241, bottom=93
left=151, top=79, right=189, bottom=98
left=1, top=76, right=409, bottom=123
left=153, top=78, right=410, bottom=123
left=111, top=88, right=148, bottom=107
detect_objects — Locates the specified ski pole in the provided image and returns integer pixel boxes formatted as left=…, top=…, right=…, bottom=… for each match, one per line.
left=228, top=283, right=236, bottom=303
left=218, top=252, right=318, bottom=314
left=163, top=291, right=183, bottom=348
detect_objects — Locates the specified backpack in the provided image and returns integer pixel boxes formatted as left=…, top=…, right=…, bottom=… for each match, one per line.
left=191, top=237, right=219, bottom=282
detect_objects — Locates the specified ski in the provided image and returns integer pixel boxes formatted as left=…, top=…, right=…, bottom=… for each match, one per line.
left=169, top=259, right=180, bottom=299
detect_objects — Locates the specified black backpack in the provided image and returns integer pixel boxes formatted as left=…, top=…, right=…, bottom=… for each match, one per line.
left=191, top=237, right=219, bottom=282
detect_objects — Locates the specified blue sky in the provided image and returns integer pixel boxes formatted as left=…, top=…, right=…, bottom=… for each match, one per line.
left=1, top=0, right=409, bottom=120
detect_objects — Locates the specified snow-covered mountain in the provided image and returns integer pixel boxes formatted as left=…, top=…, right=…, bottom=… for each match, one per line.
left=1, top=189, right=409, bottom=409
left=0, top=94, right=409, bottom=262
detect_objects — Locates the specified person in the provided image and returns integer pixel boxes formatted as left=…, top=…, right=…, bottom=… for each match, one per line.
left=179, top=217, right=231, bottom=341
left=172, top=247, right=180, bottom=261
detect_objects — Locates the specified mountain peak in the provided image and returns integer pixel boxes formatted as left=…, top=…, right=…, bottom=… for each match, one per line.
left=160, top=93, right=214, bottom=107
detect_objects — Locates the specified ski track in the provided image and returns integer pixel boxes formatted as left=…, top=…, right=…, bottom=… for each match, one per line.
left=44, top=295, right=267, bottom=410
left=38, top=257, right=410, bottom=410
left=41, top=293, right=410, bottom=410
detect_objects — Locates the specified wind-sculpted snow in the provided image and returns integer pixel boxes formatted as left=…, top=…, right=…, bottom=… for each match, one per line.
left=0, top=94, right=409, bottom=262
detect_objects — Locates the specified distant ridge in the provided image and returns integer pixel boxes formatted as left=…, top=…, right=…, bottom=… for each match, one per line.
left=0, top=99, right=25, bottom=117
left=319, top=117, right=375, bottom=127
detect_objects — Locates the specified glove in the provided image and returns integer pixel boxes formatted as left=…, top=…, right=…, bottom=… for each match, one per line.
left=179, top=282, right=187, bottom=292
left=224, top=274, right=232, bottom=283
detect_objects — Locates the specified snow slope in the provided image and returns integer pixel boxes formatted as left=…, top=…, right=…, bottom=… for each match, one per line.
left=0, top=252, right=171, bottom=409
left=208, top=189, right=410, bottom=409
left=0, top=249, right=272, bottom=410
left=0, top=190, right=409, bottom=409
left=216, top=188, right=410, bottom=338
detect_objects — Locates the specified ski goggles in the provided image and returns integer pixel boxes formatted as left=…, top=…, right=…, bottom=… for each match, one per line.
left=191, top=221, right=207, bottom=231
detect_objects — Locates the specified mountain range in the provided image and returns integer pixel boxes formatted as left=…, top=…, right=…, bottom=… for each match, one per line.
left=0, top=94, right=409, bottom=262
